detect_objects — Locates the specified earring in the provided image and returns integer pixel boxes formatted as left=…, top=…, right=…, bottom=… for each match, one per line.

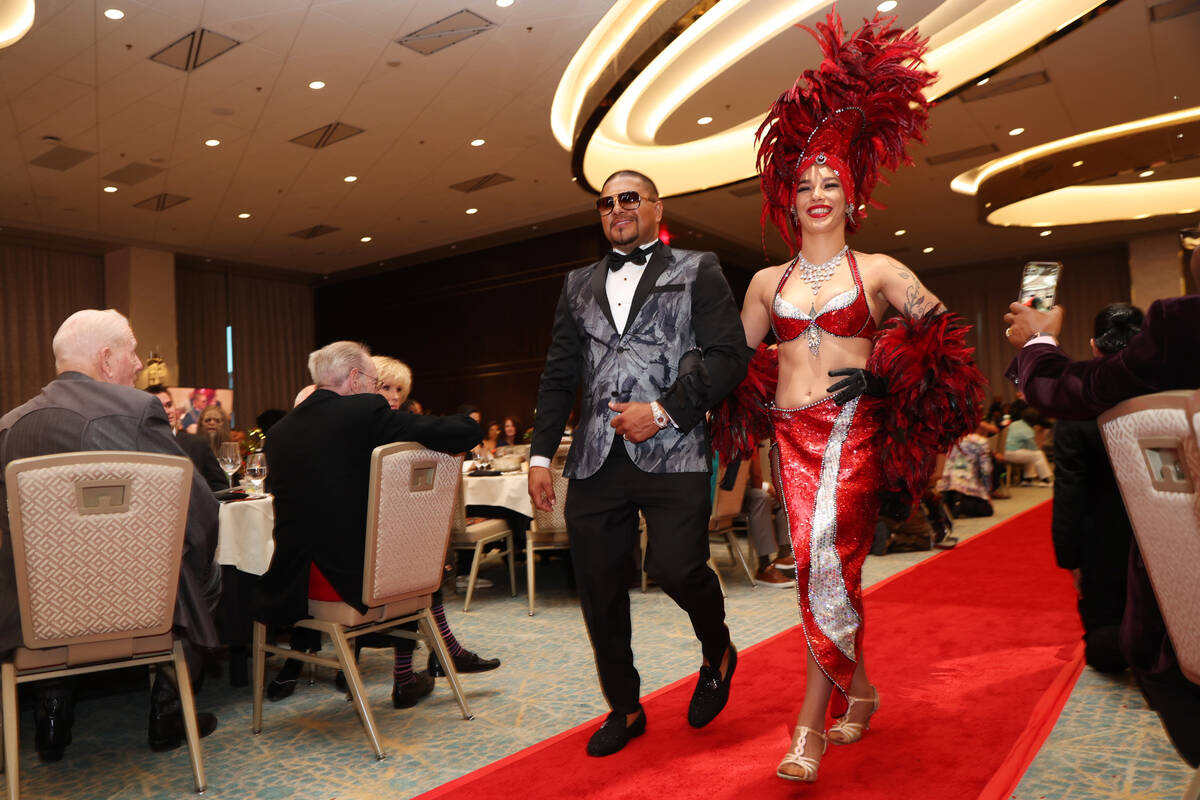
left=790, top=206, right=799, bottom=225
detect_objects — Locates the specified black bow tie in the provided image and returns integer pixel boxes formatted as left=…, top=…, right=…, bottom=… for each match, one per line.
left=607, top=243, right=656, bottom=272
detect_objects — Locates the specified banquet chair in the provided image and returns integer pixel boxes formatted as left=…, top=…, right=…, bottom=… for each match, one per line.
left=709, top=459, right=756, bottom=587
left=1, top=451, right=204, bottom=798
left=251, top=443, right=472, bottom=760
left=1098, top=391, right=1200, bottom=800
left=450, top=481, right=516, bottom=612
left=526, top=444, right=571, bottom=616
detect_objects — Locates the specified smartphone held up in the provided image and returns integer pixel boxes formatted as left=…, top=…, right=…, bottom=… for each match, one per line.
left=1018, top=261, right=1062, bottom=312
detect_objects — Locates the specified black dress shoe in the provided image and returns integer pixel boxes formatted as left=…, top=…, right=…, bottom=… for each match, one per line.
left=427, top=649, right=501, bottom=677
left=586, top=708, right=646, bottom=757
left=148, top=674, right=218, bottom=751
left=392, top=671, right=435, bottom=709
left=266, top=657, right=304, bottom=701
left=34, top=687, right=75, bottom=762
left=688, top=644, right=737, bottom=728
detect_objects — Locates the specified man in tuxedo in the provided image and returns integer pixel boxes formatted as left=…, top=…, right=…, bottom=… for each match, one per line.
left=1003, top=245, right=1200, bottom=766
left=528, top=170, right=750, bottom=756
left=252, top=341, right=481, bottom=706
left=0, top=309, right=221, bottom=759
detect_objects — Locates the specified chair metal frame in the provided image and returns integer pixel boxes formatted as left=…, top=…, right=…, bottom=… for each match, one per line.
left=450, top=480, right=516, bottom=612
left=251, top=443, right=473, bottom=760
left=1, top=451, right=204, bottom=798
left=526, top=444, right=571, bottom=616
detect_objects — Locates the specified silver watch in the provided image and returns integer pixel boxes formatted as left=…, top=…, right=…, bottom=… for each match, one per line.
left=650, top=400, right=669, bottom=429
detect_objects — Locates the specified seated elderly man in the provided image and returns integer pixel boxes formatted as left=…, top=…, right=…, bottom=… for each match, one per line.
left=0, top=309, right=221, bottom=760
left=252, top=341, right=482, bottom=707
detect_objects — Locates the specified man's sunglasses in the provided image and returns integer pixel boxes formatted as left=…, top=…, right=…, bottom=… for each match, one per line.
left=595, top=190, right=657, bottom=216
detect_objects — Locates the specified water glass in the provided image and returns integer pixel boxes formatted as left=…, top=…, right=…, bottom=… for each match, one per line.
left=217, top=442, right=241, bottom=489
left=245, top=452, right=268, bottom=496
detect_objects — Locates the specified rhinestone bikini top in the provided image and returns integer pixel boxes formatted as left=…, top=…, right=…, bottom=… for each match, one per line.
left=771, top=249, right=877, bottom=355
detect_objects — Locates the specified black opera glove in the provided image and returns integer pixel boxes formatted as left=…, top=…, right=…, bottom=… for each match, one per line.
left=665, top=348, right=711, bottom=409
left=826, top=368, right=888, bottom=406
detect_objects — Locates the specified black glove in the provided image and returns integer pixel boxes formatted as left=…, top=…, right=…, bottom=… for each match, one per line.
left=664, top=348, right=711, bottom=410
left=826, top=368, right=887, bottom=405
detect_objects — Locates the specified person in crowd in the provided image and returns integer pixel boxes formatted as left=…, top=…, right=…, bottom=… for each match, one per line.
left=146, top=383, right=228, bottom=492
left=1004, top=408, right=1052, bottom=485
left=1052, top=303, right=1143, bottom=674
left=742, top=444, right=794, bottom=586
left=373, top=355, right=412, bottom=411
left=1004, top=246, right=1200, bottom=768
left=456, top=403, right=482, bottom=424
left=496, top=415, right=523, bottom=447
left=0, top=309, right=220, bottom=759
left=400, top=398, right=424, bottom=414
left=181, top=387, right=215, bottom=432
left=476, top=421, right=501, bottom=459
left=199, top=404, right=232, bottom=457
left=252, top=342, right=484, bottom=709
left=937, top=420, right=996, bottom=517
left=527, top=166, right=749, bottom=757
left=719, top=13, right=983, bottom=782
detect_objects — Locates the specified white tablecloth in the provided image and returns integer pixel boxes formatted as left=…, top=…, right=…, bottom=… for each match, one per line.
left=463, top=473, right=532, bottom=517
left=217, top=495, right=275, bottom=575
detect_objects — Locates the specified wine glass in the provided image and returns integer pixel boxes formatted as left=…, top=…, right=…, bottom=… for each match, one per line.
left=245, top=452, right=268, bottom=496
left=217, top=442, right=241, bottom=490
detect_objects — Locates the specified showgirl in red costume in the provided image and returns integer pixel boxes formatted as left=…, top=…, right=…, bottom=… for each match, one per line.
left=712, top=12, right=984, bottom=783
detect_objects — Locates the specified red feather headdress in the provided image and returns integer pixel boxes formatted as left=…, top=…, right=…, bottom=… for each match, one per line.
left=756, top=11, right=935, bottom=252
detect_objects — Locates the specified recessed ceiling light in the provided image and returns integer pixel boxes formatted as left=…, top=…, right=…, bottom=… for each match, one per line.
left=496, top=0, right=514, bottom=6
left=1138, top=169, right=1155, bottom=178
left=984, top=201, right=993, bottom=208
left=1072, top=160, right=1084, bottom=167
left=893, top=228, right=906, bottom=236
left=1039, top=230, right=1052, bottom=237
left=976, top=77, right=989, bottom=87
left=466, top=208, right=478, bottom=215
left=697, top=116, right=713, bottom=125
left=470, top=138, right=486, bottom=147
left=103, top=8, right=124, bottom=20
left=922, top=246, right=934, bottom=254
left=344, top=175, right=357, bottom=183
left=102, top=186, right=118, bottom=193
left=236, top=212, right=250, bottom=219
left=360, top=235, right=372, bottom=242
left=876, top=0, right=898, bottom=11
left=204, top=138, right=220, bottom=147
left=308, top=80, right=325, bottom=90
left=1008, top=127, right=1025, bottom=136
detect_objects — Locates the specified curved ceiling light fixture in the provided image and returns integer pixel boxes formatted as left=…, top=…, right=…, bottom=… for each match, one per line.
left=952, top=106, right=1200, bottom=227
left=0, top=0, right=35, bottom=49
left=552, top=0, right=1117, bottom=196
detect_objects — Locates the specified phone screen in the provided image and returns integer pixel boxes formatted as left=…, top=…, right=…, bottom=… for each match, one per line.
left=1018, top=262, right=1062, bottom=312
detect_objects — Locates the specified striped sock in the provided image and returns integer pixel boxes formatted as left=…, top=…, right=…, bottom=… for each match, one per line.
left=431, top=602, right=466, bottom=656
left=392, top=648, right=413, bottom=684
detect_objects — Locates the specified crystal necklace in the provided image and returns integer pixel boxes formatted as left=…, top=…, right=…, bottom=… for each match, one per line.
left=797, top=245, right=849, bottom=296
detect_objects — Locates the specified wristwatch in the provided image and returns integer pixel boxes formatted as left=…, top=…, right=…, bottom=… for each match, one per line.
left=649, top=400, right=670, bottom=429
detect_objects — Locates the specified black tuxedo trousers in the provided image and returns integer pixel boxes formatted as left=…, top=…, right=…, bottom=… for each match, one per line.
left=565, top=439, right=729, bottom=714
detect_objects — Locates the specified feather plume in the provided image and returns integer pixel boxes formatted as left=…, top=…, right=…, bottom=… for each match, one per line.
left=710, top=345, right=778, bottom=467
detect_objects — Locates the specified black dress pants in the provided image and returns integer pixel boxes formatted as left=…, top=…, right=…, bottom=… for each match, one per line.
left=565, top=440, right=729, bottom=715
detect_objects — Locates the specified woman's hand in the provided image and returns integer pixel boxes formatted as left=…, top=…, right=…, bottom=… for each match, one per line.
left=826, top=368, right=887, bottom=405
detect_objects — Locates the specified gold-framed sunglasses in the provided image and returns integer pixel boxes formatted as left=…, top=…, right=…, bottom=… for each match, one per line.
left=595, top=190, right=657, bottom=216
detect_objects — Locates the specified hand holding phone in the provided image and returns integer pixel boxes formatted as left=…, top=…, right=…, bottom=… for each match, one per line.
left=1018, top=261, right=1062, bottom=312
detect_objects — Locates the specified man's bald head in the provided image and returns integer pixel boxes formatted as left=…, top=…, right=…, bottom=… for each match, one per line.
left=52, top=309, right=143, bottom=386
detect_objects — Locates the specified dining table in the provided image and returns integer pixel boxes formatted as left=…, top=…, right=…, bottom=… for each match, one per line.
left=214, top=493, right=275, bottom=659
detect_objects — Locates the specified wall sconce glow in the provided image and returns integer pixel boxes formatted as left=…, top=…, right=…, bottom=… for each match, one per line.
left=470, top=138, right=486, bottom=146
left=877, top=1, right=898, bottom=11
left=696, top=116, right=713, bottom=125
left=465, top=208, right=478, bottom=215
left=1008, top=127, right=1025, bottom=136
left=894, top=229, right=907, bottom=236
left=1180, top=208, right=1198, bottom=214
left=1, top=0, right=36, bottom=49
left=103, top=8, right=124, bottom=20
left=103, top=186, right=118, bottom=193
left=308, top=80, right=325, bottom=90
left=360, top=235, right=373, bottom=242
left=553, top=0, right=1113, bottom=196
left=343, top=175, right=357, bottom=183
left=922, top=246, right=934, bottom=253
left=236, top=212, right=251, bottom=219
left=1138, top=169, right=1155, bottom=178
left=1040, top=230, right=1052, bottom=237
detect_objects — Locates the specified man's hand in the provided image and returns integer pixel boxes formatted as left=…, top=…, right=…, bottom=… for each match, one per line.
left=528, top=466, right=555, bottom=512
left=1004, top=302, right=1064, bottom=348
left=608, top=401, right=660, bottom=444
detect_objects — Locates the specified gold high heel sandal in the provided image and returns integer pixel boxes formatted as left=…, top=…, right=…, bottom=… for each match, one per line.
left=827, top=686, right=879, bottom=745
left=776, top=725, right=826, bottom=783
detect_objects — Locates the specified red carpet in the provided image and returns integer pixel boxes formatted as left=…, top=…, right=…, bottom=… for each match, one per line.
left=419, top=500, right=1082, bottom=800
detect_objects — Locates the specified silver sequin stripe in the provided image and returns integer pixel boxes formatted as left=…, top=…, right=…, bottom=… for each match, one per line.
left=808, top=396, right=862, bottom=660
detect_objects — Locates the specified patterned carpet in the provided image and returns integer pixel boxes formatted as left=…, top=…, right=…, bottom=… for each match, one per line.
left=2, top=488, right=1193, bottom=799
